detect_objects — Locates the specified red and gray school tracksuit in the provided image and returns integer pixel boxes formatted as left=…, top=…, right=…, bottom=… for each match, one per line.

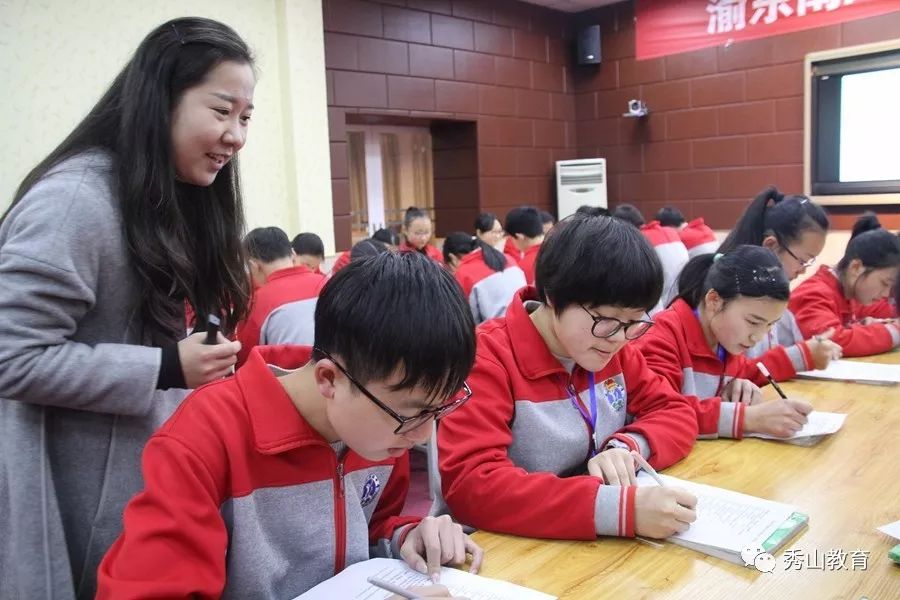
left=436, top=287, right=698, bottom=540
left=97, top=346, right=418, bottom=599
left=454, top=249, right=527, bottom=323
left=634, top=299, right=813, bottom=440
left=789, top=266, right=900, bottom=357
left=641, top=221, right=689, bottom=315
left=399, top=240, right=444, bottom=264
left=235, top=265, right=325, bottom=367
left=679, top=217, right=718, bottom=258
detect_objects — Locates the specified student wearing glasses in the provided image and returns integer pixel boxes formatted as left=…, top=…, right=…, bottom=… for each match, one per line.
left=635, top=246, right=814, bottom=440
left=98, top=252, right=480, bottom=599
left=789, top=214, right=900, bottom=357
left=436, top=214, right=700, bottom=542
left=717, top=186, right=842, bottom=369
left=399, top=206, right=443, bottom=264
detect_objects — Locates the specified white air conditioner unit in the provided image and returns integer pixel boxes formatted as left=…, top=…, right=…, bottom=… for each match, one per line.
left=555, top=158, right=607, bottom=219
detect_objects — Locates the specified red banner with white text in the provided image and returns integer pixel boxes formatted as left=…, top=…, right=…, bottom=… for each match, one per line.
left=636, top=0, right=900, bottom=60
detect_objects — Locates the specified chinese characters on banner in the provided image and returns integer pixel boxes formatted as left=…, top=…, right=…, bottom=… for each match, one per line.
left=635, top=0, right=900, bottom=60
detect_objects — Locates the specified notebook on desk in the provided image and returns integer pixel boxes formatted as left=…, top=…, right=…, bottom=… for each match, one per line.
left=745, top=411, right=847, bottom=446
left=797, top=359, right=900, bottom=385
left=293, top=558, right=556, bottom=600
left=635, top=473, right=808, bottom=566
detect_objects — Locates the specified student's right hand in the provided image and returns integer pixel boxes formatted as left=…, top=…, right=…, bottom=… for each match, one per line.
left=388, top=585, right=468, bottom=600
left=806, top=329, right=842, bottom=370
left=743, top=398, right=813, bottom=438
left=177, top=331, right=241, bottom=388
left=634, top=486, right=697, bottom=539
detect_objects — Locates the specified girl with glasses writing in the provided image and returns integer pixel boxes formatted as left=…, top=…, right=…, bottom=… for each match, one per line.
left=436, top=214, right=700, bottom=543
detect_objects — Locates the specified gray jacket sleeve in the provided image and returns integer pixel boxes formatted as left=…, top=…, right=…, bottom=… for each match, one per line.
left=0, top=163, right=163, bottom=416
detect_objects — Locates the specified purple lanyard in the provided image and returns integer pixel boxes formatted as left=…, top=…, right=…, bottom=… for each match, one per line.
left=693, top=308, right=728, bottom=394
left=565, top=372, right=598, bottom=457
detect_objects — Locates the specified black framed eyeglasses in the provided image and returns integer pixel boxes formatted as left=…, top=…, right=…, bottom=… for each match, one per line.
left=777, top=237, right=816, bottom=269
left=314, top=348, right=472, bottom=435
left=580, top=305, right=654, bottom=340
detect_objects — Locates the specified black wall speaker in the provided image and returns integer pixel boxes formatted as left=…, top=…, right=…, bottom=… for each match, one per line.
left=576, top=24, right=601, bottom=66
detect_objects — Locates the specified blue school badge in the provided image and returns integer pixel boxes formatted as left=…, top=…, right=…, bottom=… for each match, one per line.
left=360, top=474, right=381, bottom=507
left=602, top=378, right=626, bottom=412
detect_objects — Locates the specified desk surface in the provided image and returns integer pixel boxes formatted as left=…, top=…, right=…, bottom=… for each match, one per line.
left=472, top=352, right=900, bottom=599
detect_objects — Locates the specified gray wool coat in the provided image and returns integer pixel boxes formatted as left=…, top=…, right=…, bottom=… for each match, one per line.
left=0, top=151, right=189, bottom=599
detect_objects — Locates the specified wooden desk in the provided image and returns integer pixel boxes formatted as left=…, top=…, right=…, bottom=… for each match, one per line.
left=472, top=352, right=900, bottom=599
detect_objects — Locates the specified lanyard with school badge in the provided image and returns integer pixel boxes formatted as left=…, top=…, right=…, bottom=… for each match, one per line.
left=565, top=372, right=599, bottom=457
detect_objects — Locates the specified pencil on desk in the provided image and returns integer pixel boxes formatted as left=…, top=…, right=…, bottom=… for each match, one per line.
left=631, top=450, right=665, bottom=487
left=367, top=576, right=425, bottom=599
left=755, top=362, right=788, bottom=400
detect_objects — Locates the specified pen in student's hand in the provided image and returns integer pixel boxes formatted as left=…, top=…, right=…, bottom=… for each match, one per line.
left=366, top=576, right=425, bottom=599
left=630, top=450, right=665, bottom=487
left=755, top=362, right=788, bottom=401
left=204, top=314, right=220, bottom=345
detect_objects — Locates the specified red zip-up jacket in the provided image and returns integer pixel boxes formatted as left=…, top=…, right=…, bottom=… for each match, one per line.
left=437, top=287, right=697, bottom=541
left=634, top=299, right=813, bottom=439
left=679, top=217, right=718, bottom=258
left=97, top=346, right=418, bottom=600
left=503, top=236, right=523, bottom=265
left=234, top=265, right=326, bottom=367
left=399, top=240, right=444, bottom=264
left=789, top=266, right=900, bottom=356
left=517, top=243, right=542, bottom=285
left=329, top=250, right=352, bottom=276
left=453, top=249, right=527, bottom=323
left=641, top=221, right=689, bottom=314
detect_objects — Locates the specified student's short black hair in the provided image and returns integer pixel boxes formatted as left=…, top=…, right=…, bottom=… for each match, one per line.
left=313, top=252, right=476, bottom=403
left=291, top=232, right=325, bottom=258
left=837, top=213, right=900, bottom=272
left=656, top=206, right=685, bottom=228
left=611, top=203, right=646, bottom=228
left=576, top=205, right=609, bottom=217
left=350, top=238, right=388, bottom=260
left=474, top=212, right=499, bottom=234
left=536, top=214, right=663, bottom=314
left=718, top=186, right=829, bottom=253
left=372, top=227, right=400, bottom=246
left=676, top=245, right=790, bottom=309
left=244, top=227, right=292, bottom=263
left=539, top=210, right=555, bottom=225
left=443, top=231, right=506, bottom=272
left=505, top=206, right=543, bottom=239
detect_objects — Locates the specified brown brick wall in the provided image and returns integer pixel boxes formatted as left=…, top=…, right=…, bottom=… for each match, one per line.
left=324, top=0, right=576, bottom=249
left=572, top=2, right=900, bottom=230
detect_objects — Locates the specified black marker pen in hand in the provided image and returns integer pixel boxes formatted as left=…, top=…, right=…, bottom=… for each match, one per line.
left=205, top=314, right=221, bottom=345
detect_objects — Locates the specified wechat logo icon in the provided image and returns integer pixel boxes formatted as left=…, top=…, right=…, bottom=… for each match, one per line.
left=741, top=546, right=776, bottom=573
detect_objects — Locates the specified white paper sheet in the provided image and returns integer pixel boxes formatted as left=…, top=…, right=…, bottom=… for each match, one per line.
left=636, top=473, right=797, bottom=552
left=797, top=359, right=900, bottom=385
left=746, top=411, right=847, bottom=442
left=293, top=558, right=556, bottom=600
left=877, top=519, right=900, bottom=540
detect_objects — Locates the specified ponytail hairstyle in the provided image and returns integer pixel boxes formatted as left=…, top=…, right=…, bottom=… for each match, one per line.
left=719, top=186, right=830, bottom=253
left=676, top=245, right=790, bottom=310
left=3, top=17, right=255, bottom=342
left=442, top=231, right=506, bottom=272
left=837, top=213, right=900, bottom=273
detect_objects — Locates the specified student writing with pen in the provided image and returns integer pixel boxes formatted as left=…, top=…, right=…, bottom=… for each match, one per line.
left=437, top=214, right=699, bottom=543
left=634, top=246, right=813, bottom=440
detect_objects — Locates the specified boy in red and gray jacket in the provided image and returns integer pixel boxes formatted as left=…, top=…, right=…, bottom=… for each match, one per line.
left=437, top=214, right=699, bottom=542
left=98, top=253, right=481, bottom=599
left=235, top=227, right=326, bottom=367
